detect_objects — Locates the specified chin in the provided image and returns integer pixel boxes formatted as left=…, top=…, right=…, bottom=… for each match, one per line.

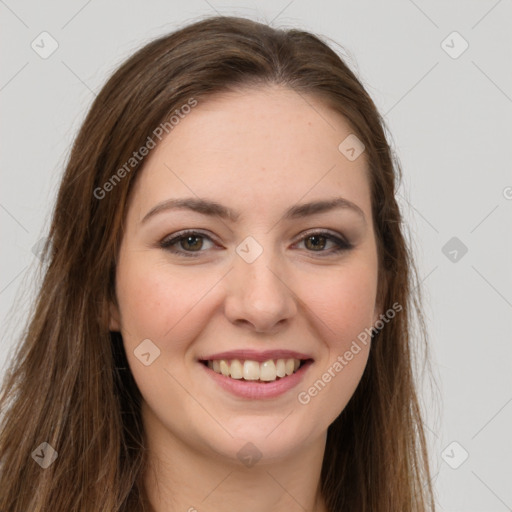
left=198, top=414, right=322, bottom=467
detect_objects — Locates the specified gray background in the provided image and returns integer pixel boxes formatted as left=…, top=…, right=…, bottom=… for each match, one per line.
left=1, top=1, right=511, bottom=510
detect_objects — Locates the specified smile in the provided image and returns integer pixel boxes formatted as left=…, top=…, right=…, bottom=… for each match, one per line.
left=201, top=358, right=305, bottom=382
left=198, top=355, right=314, bottom=399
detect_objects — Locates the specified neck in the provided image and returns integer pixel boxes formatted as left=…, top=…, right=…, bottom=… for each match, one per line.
left=142, top=405, right=329, bottom=512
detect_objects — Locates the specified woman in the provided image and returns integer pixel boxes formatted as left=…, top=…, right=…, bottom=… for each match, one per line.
left=0, top=15, right=437, bottom=511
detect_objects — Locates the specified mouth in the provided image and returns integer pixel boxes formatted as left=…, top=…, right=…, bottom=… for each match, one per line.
left=199, top=357, right=312, bottom=383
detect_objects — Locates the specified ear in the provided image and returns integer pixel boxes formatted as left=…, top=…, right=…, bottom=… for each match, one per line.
left=109, top=301, right=121, bottom=332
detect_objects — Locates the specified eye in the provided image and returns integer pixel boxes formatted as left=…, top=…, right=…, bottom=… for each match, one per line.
left=160, top=230, right=216, bottom=257
left=294, top=230, right=353, bottom=255
left=160, top=229, right=353, bottom=258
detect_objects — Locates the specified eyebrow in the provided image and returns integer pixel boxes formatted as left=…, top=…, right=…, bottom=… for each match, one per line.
left=141, top=196, right=366, bottom=224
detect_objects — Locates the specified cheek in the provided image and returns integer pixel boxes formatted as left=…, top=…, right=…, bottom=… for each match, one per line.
left=114, top=256, right=213, bottom=407
left=294, top=257, right=377, bottom=419
left=116, top=265, right=177, bottom=340
left=114, top=253, right=226, bottom=364
left=297, top=258, right=378, bottom=348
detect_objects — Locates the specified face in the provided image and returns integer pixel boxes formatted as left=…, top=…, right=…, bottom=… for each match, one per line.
left=110, top=85, right=382, bottom=465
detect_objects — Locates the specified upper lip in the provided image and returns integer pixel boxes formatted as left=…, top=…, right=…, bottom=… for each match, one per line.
left=199, top=349, right=314, bottom=363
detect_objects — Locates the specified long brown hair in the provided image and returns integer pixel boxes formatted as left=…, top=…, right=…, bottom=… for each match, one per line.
left=0, top=15, right=437, bottom=511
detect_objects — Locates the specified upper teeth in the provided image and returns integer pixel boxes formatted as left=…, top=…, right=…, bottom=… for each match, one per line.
left=207, top=358, right=301, bottom=382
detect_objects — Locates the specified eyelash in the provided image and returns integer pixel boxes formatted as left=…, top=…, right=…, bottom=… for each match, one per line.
left=159, top=229, right=353, bottom=258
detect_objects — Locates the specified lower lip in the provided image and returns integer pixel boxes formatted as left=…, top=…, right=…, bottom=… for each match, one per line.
left=199, top=360, right=313, bottom=399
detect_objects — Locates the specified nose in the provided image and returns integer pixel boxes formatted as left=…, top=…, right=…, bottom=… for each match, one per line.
left=224, top=250, right=297, bottom=334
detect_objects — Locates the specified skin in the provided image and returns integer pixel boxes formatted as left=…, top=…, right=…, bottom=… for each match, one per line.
left=109, top=85, right=382, bottom=512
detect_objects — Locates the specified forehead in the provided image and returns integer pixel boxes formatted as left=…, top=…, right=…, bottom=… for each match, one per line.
left=130, top=86, right=372, bottom=222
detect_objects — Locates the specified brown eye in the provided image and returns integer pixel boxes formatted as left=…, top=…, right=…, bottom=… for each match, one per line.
left=160, top=229, right=352, bottom=258
left=296, top=231, right=353, bottom=255
left=179, top=235, right=204, bottom=251
left=160, top=231, right=215, bottom=257
left=304, top=234, right=328, bottom=251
